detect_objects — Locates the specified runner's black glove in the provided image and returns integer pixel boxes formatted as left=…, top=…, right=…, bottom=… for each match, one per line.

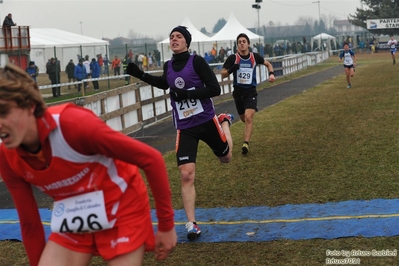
left=170, top=87, right=191, bottom=101
left=228, top=64, right=240, bottom=74
left=126, top=63, right=144, bottom=79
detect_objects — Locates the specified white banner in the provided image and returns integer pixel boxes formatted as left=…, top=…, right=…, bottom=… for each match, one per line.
left=367, top=18, right=399, bottom=29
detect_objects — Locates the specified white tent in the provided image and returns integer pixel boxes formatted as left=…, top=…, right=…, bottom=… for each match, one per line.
left=159, top=16, right=210, bottom=44
left=30, top=28, right=109, bottom=73
left=158, top=16, right=211, bottom=60
left=208, top=12, right=263, bottom=43
left=311, top=33, right=336, bottom=51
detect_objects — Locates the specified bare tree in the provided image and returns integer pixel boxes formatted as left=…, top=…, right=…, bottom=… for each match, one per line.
left=127, top=29, right=138, bottom=39
left=127, top=29, right=151, bottom=40
left=322, top=14, right=337, bottom=30
left=294, top=16, right=314, bottom=26
left=153, top=34, right=164, bottom=42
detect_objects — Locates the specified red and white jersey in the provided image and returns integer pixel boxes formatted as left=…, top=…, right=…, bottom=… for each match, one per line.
left=5, top=105, right=148, bottom=226
left=0, top=104, right=174, bottom=265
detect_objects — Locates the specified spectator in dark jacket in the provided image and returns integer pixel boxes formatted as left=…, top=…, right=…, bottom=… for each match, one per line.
left=25, top=61, right=39, bottom=83
left=103, top=54, right=109, bottom=75
left=153, top=49, right=161, bottom=67
left=2, top=13, right=16, bottom=46
left=74, top=58, right=87, bottom=92
left=204, top=52, right=212, bottom=64
left=46, top=57, right=61, bottom=97
left=65, top=59, right=76, bottom=89
left=2, top=13, right=16, bottom=27
left=90, top=58, right=100, bottom=91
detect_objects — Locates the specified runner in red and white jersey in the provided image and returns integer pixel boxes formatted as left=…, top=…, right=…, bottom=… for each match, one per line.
left=0, top=63, right=177, bottom=266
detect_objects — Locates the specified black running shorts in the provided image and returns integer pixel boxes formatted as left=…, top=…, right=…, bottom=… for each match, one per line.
left=232, top=86, right=258, bottom=115
left=175, top=116, right=229, bottom=166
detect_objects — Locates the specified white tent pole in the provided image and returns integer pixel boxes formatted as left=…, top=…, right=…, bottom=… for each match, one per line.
left=198, top=42, right=200, bottom=56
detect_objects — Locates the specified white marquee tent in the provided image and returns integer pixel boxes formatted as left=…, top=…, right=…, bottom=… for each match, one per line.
left=158, top=16, right=211, bottom=60
left=159, top=16, right=210, bottom=44
left=30, top=28, right=109, bottom=73
left=311, top=33, right=336, bottom=51
left=209, top=12, right=263, bottom=43
left=157, top=13, right=264, bottom=61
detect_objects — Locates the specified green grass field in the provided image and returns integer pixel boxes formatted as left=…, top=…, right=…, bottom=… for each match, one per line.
left=1, top=52, right=399, bottom=266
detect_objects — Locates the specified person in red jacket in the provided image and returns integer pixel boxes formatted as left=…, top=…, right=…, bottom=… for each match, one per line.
left=0, top=63, right=177, bottom=266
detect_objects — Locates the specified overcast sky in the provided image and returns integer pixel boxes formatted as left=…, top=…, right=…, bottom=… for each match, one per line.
left=0, top=0, right=362, bottom=40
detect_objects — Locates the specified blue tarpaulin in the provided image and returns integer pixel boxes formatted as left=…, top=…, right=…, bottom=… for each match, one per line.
left=1, top=199, right=399, bottom=243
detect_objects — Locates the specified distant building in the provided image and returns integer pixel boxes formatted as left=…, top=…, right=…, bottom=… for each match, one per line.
left=261, top=25, right=307, bottom=38
left=333, top=20, right=368, bottom=48
left=333, top=20, right=365, bottom=35
left=106, top=36, right=156, bottom=46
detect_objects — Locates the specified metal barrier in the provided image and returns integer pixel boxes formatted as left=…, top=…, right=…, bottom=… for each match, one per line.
left=0, top=26, right=30, bottom=51
left=38, top=74, right=130, bottom=90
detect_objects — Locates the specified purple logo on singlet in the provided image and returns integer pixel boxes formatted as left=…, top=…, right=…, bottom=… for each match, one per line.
left=175, top=77, right=185, bottom=89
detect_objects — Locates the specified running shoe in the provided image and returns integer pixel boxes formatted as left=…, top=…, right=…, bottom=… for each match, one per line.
left=347, top=84, right=351, bottom=89
left=217, top=113, right=234, bottom=126
left=242, top=142, right=249, bottom=155
left=186, top=221, right=201, bottom=240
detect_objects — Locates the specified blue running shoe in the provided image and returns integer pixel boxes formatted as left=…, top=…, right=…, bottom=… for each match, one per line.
left=186, top=221, right=201, bottom=240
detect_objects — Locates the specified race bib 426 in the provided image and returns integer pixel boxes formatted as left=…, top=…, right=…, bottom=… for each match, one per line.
left=51, top=191, right=112, bottom=233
